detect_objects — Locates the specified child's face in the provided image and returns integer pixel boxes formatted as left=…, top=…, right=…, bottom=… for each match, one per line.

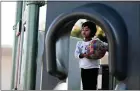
left=81, top=26, right=91, bottom=38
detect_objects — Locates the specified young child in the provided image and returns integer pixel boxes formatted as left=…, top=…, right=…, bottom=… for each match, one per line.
left=74, top=21, right=108, bottom=90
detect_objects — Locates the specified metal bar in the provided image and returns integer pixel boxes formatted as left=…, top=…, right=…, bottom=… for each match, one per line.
left=16, top=2, right=27, bottom=89
left=22, top=1, right=40, bottom=89
left=14, top=31, right=22, bottom=89
left=11, top=1, right=23, bottom=89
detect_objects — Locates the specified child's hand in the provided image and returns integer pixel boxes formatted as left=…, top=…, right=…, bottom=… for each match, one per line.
left=79, top=53, right=85, bottom=58
left=79, top=53, right=93, bottom=59
left=85, top=53, right=93, bottom=59
left=79, top=53, right=89, bottom=58
left=82, top=53, right=93, bottom=59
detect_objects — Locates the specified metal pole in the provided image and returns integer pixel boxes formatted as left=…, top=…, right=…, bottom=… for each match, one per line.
left=22, top=1, right=44, bottom=90
left=11, top=1, right=23, bottom=89
left=14, top=1, right=26, bottom=89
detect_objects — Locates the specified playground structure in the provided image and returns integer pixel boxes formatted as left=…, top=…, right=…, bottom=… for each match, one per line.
left=11, top=1, right=140, bottom=90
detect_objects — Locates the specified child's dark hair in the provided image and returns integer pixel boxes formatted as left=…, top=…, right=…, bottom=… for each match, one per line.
left=82, top=21, right=97, bottom=37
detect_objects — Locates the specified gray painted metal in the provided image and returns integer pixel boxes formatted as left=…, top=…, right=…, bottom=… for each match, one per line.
left=44, top=1, right=140, bottom=90
left=68, top=37, right=82, bottom=90
left=35, top=31, right=45, bottom=90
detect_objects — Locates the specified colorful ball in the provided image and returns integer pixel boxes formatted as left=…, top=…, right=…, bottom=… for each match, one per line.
left=87, top=39, right=108, bottom=59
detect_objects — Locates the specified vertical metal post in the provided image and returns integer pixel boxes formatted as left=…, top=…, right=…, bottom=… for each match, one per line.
left=11, top=1, right=23, bottom=89
left=22, top=1, right=44, bottom=90
left=14, top=1, right=27, bottom=90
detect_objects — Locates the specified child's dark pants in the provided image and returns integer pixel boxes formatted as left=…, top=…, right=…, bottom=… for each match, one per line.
left=81, top=68, right=99, bottom=90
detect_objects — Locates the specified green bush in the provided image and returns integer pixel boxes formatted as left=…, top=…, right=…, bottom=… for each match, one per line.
left=71, top=29, right=83, bottom=39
